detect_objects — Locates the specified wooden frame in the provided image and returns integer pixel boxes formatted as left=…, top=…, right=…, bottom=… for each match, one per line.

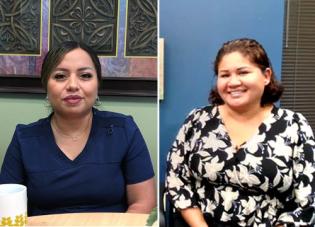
left=0, top=76, right=157, bottom=97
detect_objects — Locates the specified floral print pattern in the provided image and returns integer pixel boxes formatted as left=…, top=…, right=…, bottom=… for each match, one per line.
left=166, top=105, right=315, bottom=226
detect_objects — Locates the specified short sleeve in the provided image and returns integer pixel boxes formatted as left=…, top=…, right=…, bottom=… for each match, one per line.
left=122, top=116, right=154, bottom=184
left=165, top=109, right=200, bottom=210
left=276, top=113, right=315, bottom=226
left=0, top=126, right=26, bottom=184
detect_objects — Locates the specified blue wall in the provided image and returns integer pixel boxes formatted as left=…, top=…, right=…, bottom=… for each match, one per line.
left=159, top=0, right=285, bottom=181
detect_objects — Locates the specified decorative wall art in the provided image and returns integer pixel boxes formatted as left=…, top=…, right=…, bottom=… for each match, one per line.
left=0, top=0, right=157, bottom=96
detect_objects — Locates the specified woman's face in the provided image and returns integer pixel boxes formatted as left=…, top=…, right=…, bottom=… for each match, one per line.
left=216, top=51, right=271, bottom=111
left=47, top=48, right=98, bottom=117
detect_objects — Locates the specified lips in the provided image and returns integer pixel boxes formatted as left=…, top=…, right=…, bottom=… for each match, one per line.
left=228, top=90, right=246, bottom=98
left=63, top=95, right=83, bottom=105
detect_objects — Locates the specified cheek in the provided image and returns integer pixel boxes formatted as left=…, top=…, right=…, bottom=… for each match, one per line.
left=216, top=80, right=225, bottom=93
left=46, top=82, right=58, bottom=98
left=84, top=82, right=98, bottom=97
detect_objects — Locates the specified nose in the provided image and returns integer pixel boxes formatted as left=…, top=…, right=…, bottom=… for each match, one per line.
left=228, top=74, right=242, bottom=86
left=66, top=75, right=79, bottom=91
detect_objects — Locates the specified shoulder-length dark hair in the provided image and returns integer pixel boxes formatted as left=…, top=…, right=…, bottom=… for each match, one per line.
left=41, top=41, right=102, bottom=91
left=209, top=38, right=283, bottom=106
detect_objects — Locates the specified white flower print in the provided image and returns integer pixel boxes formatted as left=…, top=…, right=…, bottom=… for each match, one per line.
left=278, top=213, right=295, bottom=223
left=169, top=151, right=184, bottom=168
left=221, top=211, right=233, bottom=222
left=278, top=173, right=293, bottom=192
left=242, top=153, right=263, bottom=169
left=280, top=121, right=299, bottom=143
left=167, top=172, right=184, bottom=188
left=221, top=187, right=239, bottom=211
left=203, top=132, right=226, bottom=150
left=269, top=157, right=287, bottom=168
left=204, top=156, right=224, bottom=181
left=191, top=130, right=202, bottom=148
left=226, top=168, right=239, bottom=185
left=198, top=111, right=211, bottom=128
left=246, top=134, right=266, bottom=154
left=298, top=113, right=314, bottom=139
left=295, top=163, right=304, bottom=174
left=295, top=183, right=312, bottom=206
left=259, top=177, right=269, bottom=192
left=174, top=126, right=186, bottom=143
left=204, top=199, right=216, bottom=215
left=225, top=146, right=235, bottom=160
left=166, top=106, right=315, bottom=226
left=270, top=135, right=292, bottom=162
left=174, top=194, right=191, bottom=208
left=238, top=165, right=261, bottom=187
left=241, top=197, right=256, bottom=215
left=273, top=170, right=281, bottom=186
left=303, top=161, right=315, bottom=182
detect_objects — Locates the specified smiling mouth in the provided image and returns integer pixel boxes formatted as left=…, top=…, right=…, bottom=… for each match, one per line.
left=229, top=90, right=245, bottom=98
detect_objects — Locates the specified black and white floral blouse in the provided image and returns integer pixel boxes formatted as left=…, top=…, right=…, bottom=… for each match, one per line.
left=166, top=105, right=315, bottom=227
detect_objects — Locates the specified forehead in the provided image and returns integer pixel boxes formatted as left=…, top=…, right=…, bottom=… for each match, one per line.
left=219, top=51, right=254, bottom=68
left=57, top=48, right=94, bottom=67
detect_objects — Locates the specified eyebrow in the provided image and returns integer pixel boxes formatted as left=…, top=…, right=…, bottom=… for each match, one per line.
left=54, top=67, right=95, bottom=72
left=218, top=66, right=251, bottom=73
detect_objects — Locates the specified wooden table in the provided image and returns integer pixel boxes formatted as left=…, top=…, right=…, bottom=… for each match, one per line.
left=27, top=212, right=149, bottom=226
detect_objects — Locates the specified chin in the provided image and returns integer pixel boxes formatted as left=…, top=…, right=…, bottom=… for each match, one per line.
left=226, top=102, right=248, bottom=109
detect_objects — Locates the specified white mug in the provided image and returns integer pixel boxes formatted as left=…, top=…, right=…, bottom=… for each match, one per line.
left=0, top=184, right=27, bottom=226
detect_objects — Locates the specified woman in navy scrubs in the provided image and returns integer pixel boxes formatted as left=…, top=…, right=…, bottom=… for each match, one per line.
left=0, top=41, right=156, bottom=216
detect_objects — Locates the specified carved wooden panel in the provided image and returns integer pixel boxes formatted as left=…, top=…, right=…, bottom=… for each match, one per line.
left=125, top=0, right=157, bottom=56
left=50, top=0, right=118, bottom=56
left=0, top=0, right=41, bottom=55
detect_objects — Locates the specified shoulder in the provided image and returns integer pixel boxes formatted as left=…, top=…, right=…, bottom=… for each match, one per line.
left=276, top=107, right=309, bottom=123
left=184, top=105, right=218, bottom=122
left=276, top=107, right=314, bottom=137
left=14, top=117, right=50, bottom=139
left=93, top=108, right=137, bottom=129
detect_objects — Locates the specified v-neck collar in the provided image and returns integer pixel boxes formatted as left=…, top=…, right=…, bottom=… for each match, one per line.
left=46, top=111, right=96, bottom=164
left=215, top=105, right=277, bottom=150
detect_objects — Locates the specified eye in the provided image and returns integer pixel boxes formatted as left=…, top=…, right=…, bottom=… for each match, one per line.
left=219, top=74, right=229, bottom=78
left=80, top=73, right=93, bottom=80
left=52, top=73, right=67, bottom=81
left=239, top=71, right=249, bottom=76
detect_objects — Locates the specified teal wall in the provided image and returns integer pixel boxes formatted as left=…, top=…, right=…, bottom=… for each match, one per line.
left=0, top=94, right=157, bottom=174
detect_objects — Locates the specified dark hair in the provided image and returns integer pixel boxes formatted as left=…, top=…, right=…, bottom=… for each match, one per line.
left=41, top=41, right=102, bottom=91
left=209, top=38, right=283, bottom=106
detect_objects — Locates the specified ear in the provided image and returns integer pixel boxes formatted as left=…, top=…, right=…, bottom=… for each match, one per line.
left=263, top=68, right=272, bottom=85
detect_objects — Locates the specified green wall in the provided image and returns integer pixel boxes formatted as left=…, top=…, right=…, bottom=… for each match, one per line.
left=0, top=94, right=157, bottom=174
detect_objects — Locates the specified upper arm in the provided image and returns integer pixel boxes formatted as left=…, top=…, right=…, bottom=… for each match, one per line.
left=123, top=116, right=154, bottom=184
left=126, top=177, right=156, bottom=213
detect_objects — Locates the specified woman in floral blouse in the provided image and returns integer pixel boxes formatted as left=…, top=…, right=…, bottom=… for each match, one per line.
left=166, top=38, right=315, bottom=227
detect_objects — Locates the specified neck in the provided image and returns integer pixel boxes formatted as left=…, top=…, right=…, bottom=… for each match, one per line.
left=51, top=111, right=93, bottom=141
left=221, top=104, right=273, bottom=122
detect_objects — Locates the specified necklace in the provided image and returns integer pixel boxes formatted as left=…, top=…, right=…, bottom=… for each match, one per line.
left=51, top=113, right=92, bottom=142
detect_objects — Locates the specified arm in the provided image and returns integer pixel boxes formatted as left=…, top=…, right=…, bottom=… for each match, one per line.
left=181, top=207, right=208, bottom=227
left=166, top=109, right=206, bottom=225
left=123, top=116, right=156, bottom=213
left=126, top=178, right=156, bottom=213
left=276, top=113, right=315, bottom=226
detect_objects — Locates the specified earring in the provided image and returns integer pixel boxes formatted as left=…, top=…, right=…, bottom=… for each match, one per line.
left=94, top=95, right=101, bottom=106
left=44, top=95, right=52, bottom=111
left=45, top=95, right=50, bottom=106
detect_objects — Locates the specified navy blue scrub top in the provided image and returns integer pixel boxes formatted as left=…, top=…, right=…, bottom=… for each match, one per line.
left=0, top=109, right=154, bottom=216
